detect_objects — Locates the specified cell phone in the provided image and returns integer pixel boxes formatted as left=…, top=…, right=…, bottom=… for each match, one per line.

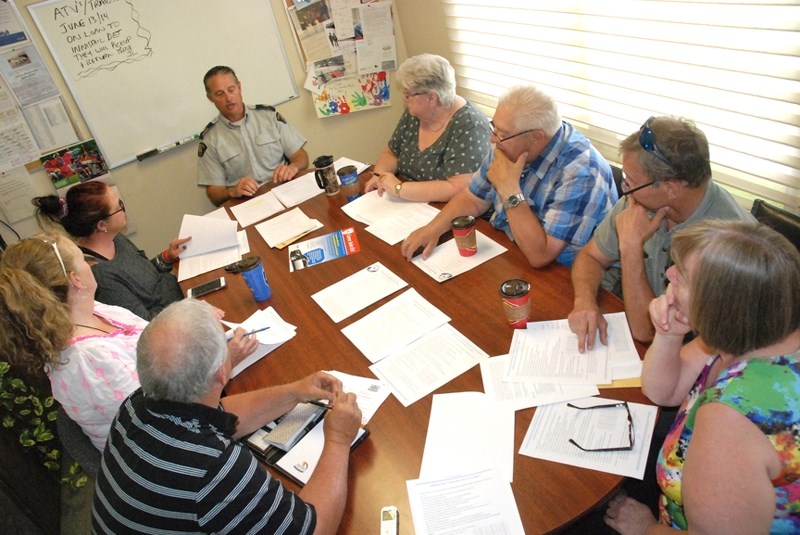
left=380, top=506, right=398, bottom=535
left=186, top=276, right=226, bottom=298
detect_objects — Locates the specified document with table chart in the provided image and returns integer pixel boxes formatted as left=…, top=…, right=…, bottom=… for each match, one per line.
left=411, top=231, right=507, bottom=282
left=340, top=288, right=450, bottom=363
left=480, top=355, right=599, bottom=410
left=406, top=469, right=525, bottom=535
left=369, top=323, right=489, bottom=407
left=519, top=397, right=657, bottom=480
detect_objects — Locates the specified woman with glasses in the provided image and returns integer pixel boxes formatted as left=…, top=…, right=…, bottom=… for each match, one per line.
left=34, top=181, right=188, bottom=320
left=364, top=54, right=491, bottom=202
left=605, top=220, right=800, bottom=534
left=0, top=233, right=258, bottom=451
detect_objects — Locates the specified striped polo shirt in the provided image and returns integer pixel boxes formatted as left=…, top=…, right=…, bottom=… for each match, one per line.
left=92, top=388, right=316, bottom=534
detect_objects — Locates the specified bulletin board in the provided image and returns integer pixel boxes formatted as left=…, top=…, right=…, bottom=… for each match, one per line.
left=28, top=0, right=299, bottom=168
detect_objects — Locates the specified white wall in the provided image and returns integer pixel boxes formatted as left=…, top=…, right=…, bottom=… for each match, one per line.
left=9, top=0, right=409, bottom=253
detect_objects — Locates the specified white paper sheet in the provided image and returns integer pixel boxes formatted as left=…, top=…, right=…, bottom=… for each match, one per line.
left=406, top=469, right=525, bottom=535
left=369, top=324, right=489, bottom=407
left=230, top=191, right=286, bottom=228
left=327, top=370, right=391, bottom=425
left=506, top=321, right=611, bottom=385
left=364, top=202, right=440, bottom=245
left=604, top=312, right=643, bottom=380
left=421, top=392, right=515, bottom=482
left=254, top=207, right=323, bottom=249
left=311, top=262, right=407, bottom=323
left=480, top=355, right=599, bottom=410
left=271, top=172, right=325, bottom=207
left=178, top=230, right=249, bottom=282
left=340, top=189, right=428, bottom=225
left=412, top=231, right=507, bottom=282
left=223, top=307, right=297, bottom=377
left=178, top=214, right=239, bottom=258
left=519, top=397, right=658, bottom=480
left=341, top=288, right=450, bottom=363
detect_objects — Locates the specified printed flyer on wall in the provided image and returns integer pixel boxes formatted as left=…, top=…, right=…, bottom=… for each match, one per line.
left=288, top=227, right=361, bottom=272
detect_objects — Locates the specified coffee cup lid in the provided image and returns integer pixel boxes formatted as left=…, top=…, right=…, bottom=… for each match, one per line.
left=336, top=165, right=357, bottom=176
left=313, top=155, right=333, bottom=167
left=500, top=279, right=530, bottom=297
left=451, top=215, right=476, bottom=229
left=237, top=256, right=261, bottom=272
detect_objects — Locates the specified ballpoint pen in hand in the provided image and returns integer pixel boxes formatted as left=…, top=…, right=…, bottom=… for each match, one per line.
left=226, top=326, right=270, bottom=343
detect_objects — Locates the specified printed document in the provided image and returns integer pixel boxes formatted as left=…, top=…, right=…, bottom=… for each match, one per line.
left=406, top=469, right=525, bottom=535
left=369, top=324, right=489, bottom=407
left=271, top=172, right=324, bottom=207
left=312, top=262, right=407, bottom=323
left=420, top=392, right=514, bottom=482
left=364, top=202, right=440, bottom=245
left=178, top=230, right=248, bottom=282
left=230, top=190, right=285, bottom=228
left=481, top=355, right=599, bottom=410
left=327, top=370, right=391, bottom=426
left=412, top=232, right=507, bottom=282
left=178, top=214, right=238, bottom=258
left=341, top=288, right=450, bottom=363
left=255, top=207, right=322, bottom=249
left=519, top=397, right=657, bottom=479
left=340, top=189, right=425, bottom=225
left=506, top=320, right=611, bottom=384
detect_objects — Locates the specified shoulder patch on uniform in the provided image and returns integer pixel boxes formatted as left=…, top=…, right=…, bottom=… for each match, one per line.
left=275, top=112, right=286, bottom=124
left=255, top=104, right=276, bottom=112
left=198, top=142, right=207, bottom=157
left=199, top=121, right=215, bottom=140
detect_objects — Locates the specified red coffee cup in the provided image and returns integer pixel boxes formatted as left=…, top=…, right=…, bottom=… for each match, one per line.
left=500, top=279, right=531, bottom=329
left=451, top=215, right=477, bottom=256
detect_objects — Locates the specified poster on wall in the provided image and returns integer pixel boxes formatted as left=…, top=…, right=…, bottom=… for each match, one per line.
left=311, top=70, right=389, bottom=118
left=285, top=0, right=394, bottom=118
left=40, top=139, right=109, bottom=192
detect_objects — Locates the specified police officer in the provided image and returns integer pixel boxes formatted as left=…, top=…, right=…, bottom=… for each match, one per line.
left=198, top=66, right=309, bottom=206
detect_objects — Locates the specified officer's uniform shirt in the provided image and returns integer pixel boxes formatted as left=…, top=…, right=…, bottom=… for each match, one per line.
left=197, top=104, right=306, bottom=188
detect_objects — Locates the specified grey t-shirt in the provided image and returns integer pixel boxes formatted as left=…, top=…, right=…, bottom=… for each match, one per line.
left=593, top=181, right=754, bottom=296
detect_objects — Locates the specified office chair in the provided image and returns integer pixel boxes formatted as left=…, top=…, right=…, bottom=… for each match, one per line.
left=750, top=199, right=800, bottom=252
left=610, top=164, right=624, bottom=198
left=56, top=407, right=101, bottom=479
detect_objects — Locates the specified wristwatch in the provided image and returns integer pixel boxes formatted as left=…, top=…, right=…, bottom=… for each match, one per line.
left=395, top=182, right=404, bottom=198
left=503, top=193, right=525, bottom=210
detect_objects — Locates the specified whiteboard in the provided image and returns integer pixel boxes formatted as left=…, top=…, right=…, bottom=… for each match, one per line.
left=29, top=0, right=298, bottom=168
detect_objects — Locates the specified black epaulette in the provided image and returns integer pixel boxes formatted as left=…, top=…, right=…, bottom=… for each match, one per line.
left=199, top=121, right=215, bottom=140
left=255, top=104, right=285, bottom=124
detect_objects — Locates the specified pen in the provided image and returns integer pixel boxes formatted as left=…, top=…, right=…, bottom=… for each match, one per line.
left=307, top=399, right=332, bottom=410
left=226, top=326, right=270, bottom=343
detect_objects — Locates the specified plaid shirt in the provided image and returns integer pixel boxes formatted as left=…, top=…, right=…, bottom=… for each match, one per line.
left=469, top=121, right=617, bottom=266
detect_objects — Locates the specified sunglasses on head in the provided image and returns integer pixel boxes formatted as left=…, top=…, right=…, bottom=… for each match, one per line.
left=639, top=117, right=681, bottom=176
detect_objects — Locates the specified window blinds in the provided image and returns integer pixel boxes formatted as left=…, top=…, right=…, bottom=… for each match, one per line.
left=441, top=0, right=799, bottom=212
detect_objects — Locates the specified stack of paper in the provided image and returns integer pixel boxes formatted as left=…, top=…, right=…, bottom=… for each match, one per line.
left=177, top=213, right=249, bottom=281
left=254, top=207, right=323, bottom=248
left=333, top=156, right=370, bottom=175
left=341, top=288, right=489, bottom=406
left=230, top=191, right=286, bottom=227
left=341, top=190, right=440, bottom=245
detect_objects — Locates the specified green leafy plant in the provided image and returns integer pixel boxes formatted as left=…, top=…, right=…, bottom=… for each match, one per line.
left=0, top=361, right=87, bottom=489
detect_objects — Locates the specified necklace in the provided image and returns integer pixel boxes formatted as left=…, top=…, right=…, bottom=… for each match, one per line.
left=425, top=101, right=455, bottom=133
left=74, top=323, right=113, bottom=334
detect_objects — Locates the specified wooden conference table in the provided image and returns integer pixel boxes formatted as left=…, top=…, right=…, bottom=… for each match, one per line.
left=181, top=170, right=650, bottom=534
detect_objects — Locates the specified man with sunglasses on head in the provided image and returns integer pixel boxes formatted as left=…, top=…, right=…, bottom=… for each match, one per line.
left=568, top=116, right=753, bottom=351
left=401, top=84, right=617, bottom=268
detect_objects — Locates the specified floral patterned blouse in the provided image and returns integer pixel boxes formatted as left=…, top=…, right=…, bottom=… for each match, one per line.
left=656, top=351, right=800, bottom=532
